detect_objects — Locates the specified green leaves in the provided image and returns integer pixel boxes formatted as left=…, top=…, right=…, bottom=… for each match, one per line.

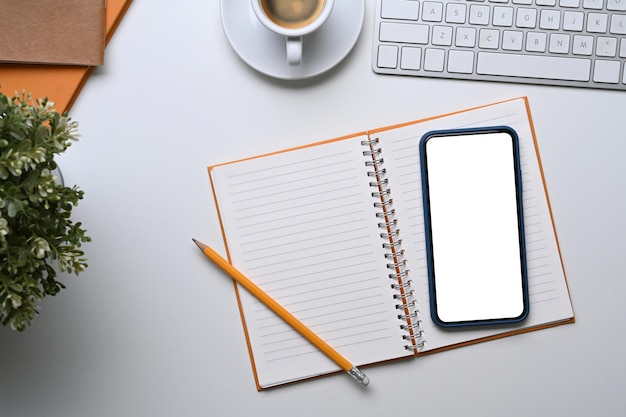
left=0, top=91, right=90, bottom=331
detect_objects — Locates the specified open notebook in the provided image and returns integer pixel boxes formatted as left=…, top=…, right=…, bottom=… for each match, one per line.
left=208, top=97, right=574, bottom=390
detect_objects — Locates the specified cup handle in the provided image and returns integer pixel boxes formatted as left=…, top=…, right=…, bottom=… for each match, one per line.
left=286, top=36, right=302, bottom=66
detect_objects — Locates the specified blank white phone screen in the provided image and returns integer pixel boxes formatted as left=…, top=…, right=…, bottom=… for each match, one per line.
left=424, top=131, right=525, bottom=324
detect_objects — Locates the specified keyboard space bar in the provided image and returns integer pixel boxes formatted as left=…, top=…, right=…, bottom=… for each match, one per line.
left=477, top=52, right=591, bottom=82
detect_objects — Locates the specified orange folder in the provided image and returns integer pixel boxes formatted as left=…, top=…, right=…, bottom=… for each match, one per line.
left=0, top=0, right=133, bottom=113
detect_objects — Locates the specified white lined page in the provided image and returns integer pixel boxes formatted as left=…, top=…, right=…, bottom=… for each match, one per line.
left=374, top=98, right=574, bottom=351
left=210, top=136, right=411, bottom=388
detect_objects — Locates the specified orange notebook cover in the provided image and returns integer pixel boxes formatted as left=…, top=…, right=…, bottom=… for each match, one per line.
left=0, top=0, right=133, bottom=113
left=207, top=97, right=574, bottom=390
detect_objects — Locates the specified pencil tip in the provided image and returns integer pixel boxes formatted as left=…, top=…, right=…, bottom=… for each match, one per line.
left=192, top=238, right=206, bottom=251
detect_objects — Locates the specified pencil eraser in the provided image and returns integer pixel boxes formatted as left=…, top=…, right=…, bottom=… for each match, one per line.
left=361, top=376, right=370, bottom=386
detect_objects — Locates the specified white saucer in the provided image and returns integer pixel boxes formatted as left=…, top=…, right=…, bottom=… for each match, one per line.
left=220, top=0, right=365, bottom=80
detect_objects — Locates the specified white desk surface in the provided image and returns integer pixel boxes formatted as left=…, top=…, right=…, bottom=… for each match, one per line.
left=2, top=1, right=625, bottom=416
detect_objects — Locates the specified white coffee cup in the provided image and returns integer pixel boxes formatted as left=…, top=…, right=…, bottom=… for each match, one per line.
left=251, top=0, right=335, bottom=66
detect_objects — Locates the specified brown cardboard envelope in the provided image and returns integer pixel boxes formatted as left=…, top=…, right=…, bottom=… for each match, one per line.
left=0, top=0, right=106, bottom=66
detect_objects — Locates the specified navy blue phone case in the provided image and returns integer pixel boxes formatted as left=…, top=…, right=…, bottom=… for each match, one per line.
left=419, top=126, right=529, bottom=328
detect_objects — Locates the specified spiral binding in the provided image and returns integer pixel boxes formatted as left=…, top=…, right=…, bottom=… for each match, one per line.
left=361, top=137, right=426, bottom=352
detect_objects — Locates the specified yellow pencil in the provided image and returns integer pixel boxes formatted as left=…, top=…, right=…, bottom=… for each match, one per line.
left=192, top=238, right=370, bottom=386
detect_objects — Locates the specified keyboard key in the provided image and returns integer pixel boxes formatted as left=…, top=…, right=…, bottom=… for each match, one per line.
left=597, top=36, right=618, bottom=56
left=587, top=13, right=609, bottom=32
left=593, top=59, right=620, bottom=82
left=422, top=2, right=444, bottom=22
left=572, top=35, right=594, bottom=54
left=560, top=0, right=581, bottom=7
left=445, top=3, right=467, bottom=23
left=476, top=52, right=591, bottom=81
left=424, top=48, right=446, bottom=71
left=448, top=50, right=475, bottom=73
left=401, top=46, right=422, bottom=69
left=378, top=45, right=399, bottom=68
left=526, top=32, right=547, bottom=52
left=607, top=0, right=626, bottom=10
left=540, top=10, right=562, bottom=30
left=563, top=11, right=585, bottom=31
left=456, top=27, right=477, bottom=46
left=549, top=33, right=570, bottom=53
left=479, top=29, right=500, bottom=48
left=621, top=39, right=626, bottom=57
left=502, top=30, right=524, bottom=50
left=610, top=14, right=626, bottom=34
left=432, top=25, right=454, bottom=45
left=381, top=0, right=420, bottom=20
left=380, top=22, right=430, bottom=44
left=469, top=5, right=490, bottom=25
left=516, top=8, right=538, bottom=28
left=493, top=6, right=514, bottom=26
left=583, top=0, right=605, bottom=9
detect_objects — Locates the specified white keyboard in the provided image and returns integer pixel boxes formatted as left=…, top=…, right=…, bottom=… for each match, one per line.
left=373, top=0, right=626, bottom=90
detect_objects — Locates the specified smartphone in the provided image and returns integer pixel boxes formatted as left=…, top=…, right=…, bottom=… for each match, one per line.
left=419, top=126, right=529, bottom=327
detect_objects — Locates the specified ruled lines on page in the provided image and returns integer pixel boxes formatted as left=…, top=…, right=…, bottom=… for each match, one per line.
left=210, top=136, right=410, bottom=388
left=374, top=99, right=574, bottom=351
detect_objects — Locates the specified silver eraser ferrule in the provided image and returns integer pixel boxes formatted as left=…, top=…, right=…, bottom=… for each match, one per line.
left=347, top=366, right=370, bottom=386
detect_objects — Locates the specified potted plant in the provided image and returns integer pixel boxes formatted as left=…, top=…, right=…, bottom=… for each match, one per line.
left=0, top=91, right=90, bottom=331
